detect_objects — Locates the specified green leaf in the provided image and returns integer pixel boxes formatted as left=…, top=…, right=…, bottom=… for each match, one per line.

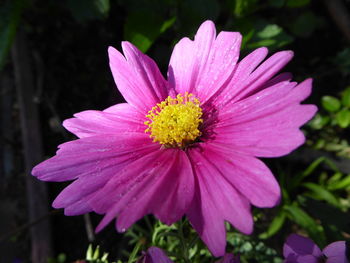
left=57, top=253, right=66, bottom=263
left=0, top=0, right=22, bottom=70
left=257, top=24, right=282, bottom=39
left=93, top=245, right=100, bottom=260
left=302, top=182, right=339, bottom=207
left=286, top=0, right=310, bottom=8
left=232, top=0, right=258, bottom=17
left=284, top=205, right=325, bottom=244
left=322, top=96, right=341, bottom=112
left=327, top=172, right=343, bottom=185
left=341, top=87, right=350, bottom=107
left=101, top=252, right=109, bottom=261
left=302, top=157, right=339, bottom=179
left=314, top=138, right=326, bottom=149
left=124, top=13, right=176, bottom=52
left=309, top=113, right=330, bottom=130
left=336, top=109, right=350, bottom=128
left=160, top=16, right=176, bottom=33
left=127, top=241, right=142, bottom=263
left=302, top=157, right=325, bottom=177
left=328, top=175, right=350, bottom=190
left=95, top=0, right=109, bottom=17
left=259, top=211, right=286, bottom=239
left=246, top=19, right=293, bottom=50
left=86, top=244, right=93, bottom=260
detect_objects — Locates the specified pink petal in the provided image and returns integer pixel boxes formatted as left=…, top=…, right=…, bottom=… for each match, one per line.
left=92, top=149, right=194, bottom=232
left=200, top=143, right=281, bottom=208
left=168, top=20, right=216, bottom=95
left=211, top=79, right=317, bottom=157
left=197, top=31, right=242, bottom=104
left=31, top=133, right=157, bottom=182
left=186, top=147, right=253, bottom=257
left=168, top=21, right=242, bottom=103
left=230, top=50, right=294, bottom=103
left=108, top=44, right=167, bottom=113
left=209, top=47, right=268, bottom=108
left=214, top=104, right=316, bottom=157
left=64, top=199, right=92, bottom=216
left=218, top=79, right=314, bottom=124
left=151, top=150, right=194, bottom=225
left=187, top=183, right=226, bottom=257
left=63, top=103, right=146, bottom=138
left=116, top=149, right=194, bottom=229
left=52, top=163, right=124, bottom=213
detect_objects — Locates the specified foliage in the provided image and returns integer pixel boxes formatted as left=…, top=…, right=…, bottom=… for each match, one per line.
left=86, top=245, right=114, bottom=263
left=308, top=86, right=350, bottom=157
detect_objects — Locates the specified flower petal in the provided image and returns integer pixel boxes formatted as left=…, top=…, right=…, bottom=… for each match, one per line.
left=63, top=103, right=146, bottom=138
left=212, top=79, right=317, bottom=157
left=211, top=49, right=294, bottom=110
left=168, top=21, right=242, bottom=103
left=108, top=43, right=167, bottom=113
left=187, top=182, right=226, bottom=257
left=209, top=47, right=268, bottom=108
left=31, top=133, right=156, bottom=182
left=283, top=234, right=322, bottom=258
left=92, top=149, right=194, bottom=232
left=323, top=241, right=349, bottom=263
left=116, top=149, right=194, bottom=229
left=197, top=31, right=242, bottom=104
left=186, top=146, right=253, bottom=257
left=199, top=143, right=280, bottom=208
left=52, top=164, right=122, bottom=214
left=138, top=247, right=174, bottom=263
left=297, top=255, right=320, bottom=263
left=230, top=50, right=294, bottom=102
left=168, top=20, right=216, bottom=95
left=63, top=199, right=92, bottom=216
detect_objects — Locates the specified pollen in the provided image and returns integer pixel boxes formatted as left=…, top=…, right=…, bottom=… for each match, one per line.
left=144, top=92, right=203, bottom=148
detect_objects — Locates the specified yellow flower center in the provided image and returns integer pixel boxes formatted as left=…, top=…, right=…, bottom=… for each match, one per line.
left=144, top=92, right=203, bottom=148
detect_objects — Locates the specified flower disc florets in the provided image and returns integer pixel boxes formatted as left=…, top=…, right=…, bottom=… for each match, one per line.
left=145, top=92, right=203, bottom=148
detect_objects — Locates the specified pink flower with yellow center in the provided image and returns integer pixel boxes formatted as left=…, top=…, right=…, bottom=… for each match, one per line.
left=32, top=20, right=317, bottom=256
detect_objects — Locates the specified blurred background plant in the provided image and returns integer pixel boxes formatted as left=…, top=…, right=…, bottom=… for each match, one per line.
left=1, top=0, right=349, bottom=262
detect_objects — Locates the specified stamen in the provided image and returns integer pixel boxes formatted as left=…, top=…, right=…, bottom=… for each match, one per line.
left=144, top=92, right=203, bottom=148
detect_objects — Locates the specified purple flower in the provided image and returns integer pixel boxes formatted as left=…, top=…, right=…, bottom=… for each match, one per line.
left=32, top=20, right=316, bottom=256
left=137, top=247, right=173, bottom=263
left=283, top=234, right=349, bottom=263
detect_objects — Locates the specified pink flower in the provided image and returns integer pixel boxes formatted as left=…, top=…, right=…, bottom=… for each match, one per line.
left=32, top=21, right=317, bottom=256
